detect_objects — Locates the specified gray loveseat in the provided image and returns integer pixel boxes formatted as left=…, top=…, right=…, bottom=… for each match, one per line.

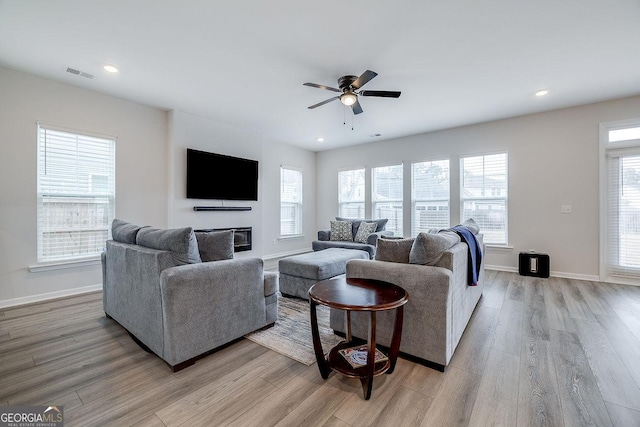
left=102, top=219, right=278, bottom=371
left=330, top=220, right=484, bottom=371
left=312, top=217, right=394, bottom=259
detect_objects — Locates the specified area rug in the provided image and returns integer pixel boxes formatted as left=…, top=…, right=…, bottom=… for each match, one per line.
left=245, top=296, right=343, bottom=365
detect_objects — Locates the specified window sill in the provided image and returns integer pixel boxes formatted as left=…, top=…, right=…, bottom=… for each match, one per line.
left=29, top=256, right=102, bottom=273
left=278, top=234, right=305, bottom=241
left=485, top=244, right=513, bottom=252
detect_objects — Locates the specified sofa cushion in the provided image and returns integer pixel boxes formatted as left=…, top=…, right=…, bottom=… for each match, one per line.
left=375, top=237, right=415, bottom=263
left=337, top=217, right=388, bottom=237
left=112, top=218, right=146, bottom=244
left=409, top=231, right=460, bottom=266
left=137, top=226, right=202, bottom=264
left=330, top=220, right=353, bottom=241
left=312, top=240, right=375, bottom=259
left=354, top=221, right=378, bottom=243
left=195, top=230, right=234, bottom=262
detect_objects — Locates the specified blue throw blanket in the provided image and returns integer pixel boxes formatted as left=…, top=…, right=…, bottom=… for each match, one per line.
left=451, top=226, right=482, bottom=286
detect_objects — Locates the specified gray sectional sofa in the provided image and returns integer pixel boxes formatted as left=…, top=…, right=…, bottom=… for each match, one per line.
left=330, top=221, right=485, bottom=371
left=312, top=217, right=393, bottom=259
left=102, top=219, right=278, bottom=371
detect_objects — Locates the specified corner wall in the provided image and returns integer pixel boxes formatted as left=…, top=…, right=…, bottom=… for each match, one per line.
left=167, top=110, right=316, bottom=260
left=316, top=95, right=640, bottom=279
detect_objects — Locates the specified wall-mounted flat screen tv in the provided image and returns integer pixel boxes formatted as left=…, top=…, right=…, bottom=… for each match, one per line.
left=186, top=148, right=258, bottom=200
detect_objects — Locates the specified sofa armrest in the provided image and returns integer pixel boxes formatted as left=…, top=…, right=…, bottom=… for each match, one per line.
left=343, top=259, right=454, bottom=364
left=318, top=229, right=331, bottom=241
left=366, top=230, right=394, bottom=246
left=159, top=257, right=267, bottom=365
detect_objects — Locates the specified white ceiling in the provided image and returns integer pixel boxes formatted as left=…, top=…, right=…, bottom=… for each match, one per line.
left=1, top=0, right=639, bottom=151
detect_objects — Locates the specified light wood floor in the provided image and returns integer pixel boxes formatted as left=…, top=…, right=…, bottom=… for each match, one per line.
left=2, top=271, right=640, bottom=426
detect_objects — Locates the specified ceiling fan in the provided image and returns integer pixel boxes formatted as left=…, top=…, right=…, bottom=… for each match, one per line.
left=304, top=70, right=401, bottom=115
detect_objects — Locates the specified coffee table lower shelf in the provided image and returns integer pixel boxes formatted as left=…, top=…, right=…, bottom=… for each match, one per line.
left=326, top=341, right=390, bottom=379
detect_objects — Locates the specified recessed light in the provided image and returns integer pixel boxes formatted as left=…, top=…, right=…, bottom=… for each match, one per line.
left=535, top=89, right=549, bottom=97
left=103, top=65, right=119, bottom=73
left=317, top=137, right=324, bottom=142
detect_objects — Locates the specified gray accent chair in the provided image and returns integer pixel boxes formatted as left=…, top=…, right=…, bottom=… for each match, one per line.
left=330, top=225, right=484, bottom=371
left=312, top=218, right=394, bottom=259
left=102, top=219, right=278, bottom=371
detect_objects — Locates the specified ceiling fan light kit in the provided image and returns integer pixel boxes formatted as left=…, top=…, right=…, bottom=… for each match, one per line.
left=340, top=91, right=357, bottom=106
left=304, top=70, right=401, bottom=115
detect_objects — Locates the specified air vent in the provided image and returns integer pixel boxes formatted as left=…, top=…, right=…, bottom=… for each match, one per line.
left=66, top=67, right=94, bottom=79
left=369, top=133, right=382, bottom=138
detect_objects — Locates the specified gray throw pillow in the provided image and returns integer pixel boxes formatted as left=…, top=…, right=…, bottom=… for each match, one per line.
left=461, top=218, right=480, bottom=235
left=136, top=226, right=202, bottom=264
left=337, top=217, right=388, bottom=237
left=409, top=231, right=460, bottom=265
left=375, top=237, right=415, bottom=263
left=195, top=230, right=234, bottom=262
left=354, top=221, right=378, bottom=243
left=111, top=218, right=146, bottom=244
left=330, top=220, right=353, bottom=241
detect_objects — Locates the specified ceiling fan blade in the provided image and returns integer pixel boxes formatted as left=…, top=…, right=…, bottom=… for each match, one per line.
left=351, top=70, right=378, bottom=89
left=360, top=90, right=401, bottom=98
left=351, top=99, right=363, bottom=115
left=303, top=82, right=341, bottom=93
left=308, top=96, right=339, bottom=109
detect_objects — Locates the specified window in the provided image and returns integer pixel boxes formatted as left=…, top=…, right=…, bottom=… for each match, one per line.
left=372, top=164, right=403, bottom=236
left=603, top=121, right=640, bottom=279
left=338, top=168, right=365, bottom=218
left=280, top=167, right=303, bottom=236
left=412, top=160, right=450, bottom=236
left=461, top=152, right=508, bottom=244
left=37, top=124, right=115, bottom=262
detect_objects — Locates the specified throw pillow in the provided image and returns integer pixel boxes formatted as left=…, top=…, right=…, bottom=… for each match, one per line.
left=330, top=220, right=353, bottom=241
left=461, top=218, right=480, bottom=235
left=136, top=226, right=202, bottom=264
left=336, top=217, right=388, bottom=237
left=111, top=218, right=146, bottom=244
left=354, top=221, right=378, bottom=243
left=195, top=230, right=234, bottom=262
left=375, top=237, right=415, bottom=263
left=409, top=231, right=460, bottom=266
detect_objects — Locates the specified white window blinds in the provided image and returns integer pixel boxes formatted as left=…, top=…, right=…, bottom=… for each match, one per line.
left=338, top=168, right=365, bottom=218
left=280, top=167, right=303, bottom=236
left=37, top=124, right=115, bottom=262
left=604, top=123, right=640, bottom=279
left=412, top=160, right=450, bottom=236
left=461, top=152, right=508, bottom=244
left=372, top=164, right=403, bottom=236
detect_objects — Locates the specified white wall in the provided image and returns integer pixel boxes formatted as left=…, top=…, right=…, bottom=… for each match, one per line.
left=167, top=110, right=316, bottom=259
left=0, top=66, right=168, bottom=306
left=317, top=95, right=640, bottom=279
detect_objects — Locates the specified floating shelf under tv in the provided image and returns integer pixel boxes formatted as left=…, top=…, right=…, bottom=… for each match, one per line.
left=193, top=206, right=252, bottom=212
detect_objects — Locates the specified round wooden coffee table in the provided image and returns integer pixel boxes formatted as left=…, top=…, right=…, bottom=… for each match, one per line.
left=308, top=276, right=409, bottom=400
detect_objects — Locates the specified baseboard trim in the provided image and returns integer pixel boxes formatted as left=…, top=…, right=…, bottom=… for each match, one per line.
left=485, top=265, right=599, bottom=282
left=0, top=284, right=102, bottom=309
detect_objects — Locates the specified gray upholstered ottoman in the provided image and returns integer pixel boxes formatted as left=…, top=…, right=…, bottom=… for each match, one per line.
left=278, top=248, right=369, bottom=299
